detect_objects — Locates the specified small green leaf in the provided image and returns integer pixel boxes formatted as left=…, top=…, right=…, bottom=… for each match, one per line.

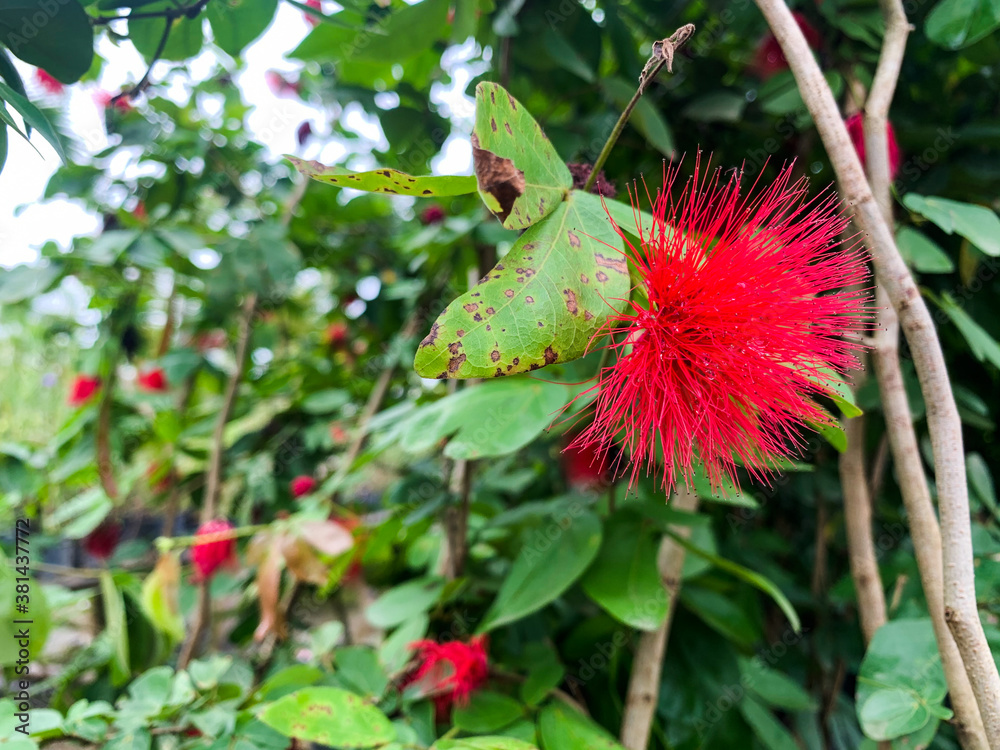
left=581, top=514, right=668, bottom=631
left=537, top=703, right=626, bottom=750
left=931, top=291, right=1000, bottom=371
left=128, top=3, right=204, bottom=63
left=452, top=691, right=524, bottom=733
left=926, top=0, right=1000, bottom=49
left=903, top=193, right=1000, bottom=256
left=520, top=661, right=565, bottom=707
left=365, top=578, right=444, bottom=629
left=739, top=657, right=817, bottom=711
left=286, top=155, right=478, bottom=196
left=415, top=190, right=629, bottom=379
left=472, top=82, right=571, bottom=229
left=0, top=80, right=69, bottom=162
left=432, top=738, right=539, bottom=750
left=206, top=0, right=278, bottom=58
left=896, top=226, right=955, bottom=273
left=738, top=697, right=801, bottom=750
left=258, top=687, right=395, bottom=747
left=478, top=511, right=602, bottom=633
left=100, top=571, right=131, bottom=686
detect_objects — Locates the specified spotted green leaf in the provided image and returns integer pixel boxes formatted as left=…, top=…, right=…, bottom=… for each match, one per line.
left=285, top=155, right=478, bottom=196
left=258, top=687, right=394, bottom=747
left=473, top=82, right=571, bottom=229
left=415, top=190, right=630, bottom=379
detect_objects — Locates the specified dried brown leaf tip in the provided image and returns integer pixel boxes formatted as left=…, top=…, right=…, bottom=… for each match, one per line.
left=472, top=134, right=526, bottom=224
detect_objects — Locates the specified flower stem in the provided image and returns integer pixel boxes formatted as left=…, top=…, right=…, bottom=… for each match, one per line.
left=582, top=24, right=695, bottom=194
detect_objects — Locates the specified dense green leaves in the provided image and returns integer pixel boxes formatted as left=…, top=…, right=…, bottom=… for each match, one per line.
left=258, top=687, right=395, bottom=747
left=128, top=3, right=204, bottom=63
left=452, top=691, right=524, bottom=733
left=903, top=193, right=1000, bottom=256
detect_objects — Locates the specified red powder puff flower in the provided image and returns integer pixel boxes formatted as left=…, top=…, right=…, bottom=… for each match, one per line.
left=68, top=375, right=101, bottom=406
left=36, top=69, right=64, bottom=95
left=568, top=158, right=869, bottom=493
left=324, top=321, right=349, bottom=349
left=137, top=368, right=169, bottom=392
left=290, top=475, right=317, bottom=498
left=304, top=0, right=321, bottom=26
left=562, top=438, right=615, bottom=491
left=265, top=71, right=300, bottom=98
left=405, top=636, right=489, bottom=721
left=95, top=91, right=133, bottom=113
left=191, top=519, right=237, bottom=580
left=845, top=113, right=902, bottom=182
left=83, top=521, right=122, bottom=560
left=753, top=12, right=821, bottom=79
left=420, top=205, right=446, bottom=225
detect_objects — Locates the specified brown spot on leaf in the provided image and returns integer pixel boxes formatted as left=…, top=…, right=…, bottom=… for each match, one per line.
left=538, top=321, right=544, bottom=327
left=507, top=93, right=517, bottom=109
left=505, top=122, right=513, bottom=135
left=448, top=354, right=467, bottom=374
left=545, top=346, right=558, bottom=364
left=473, top=313, right=483, bottom=322
left=496, top=263, right=505, bottom=270
left=568, top=230, right=582, bottom=248
left=525, top=296, right=534, bottom=304
left=596, top=271, right=609, bottom=283
left=530, top=363, right=540, bottom=370
left=420, top=322, right=440, bottom=348
left=563, top=288, right=579, bottom=314
left=507, top=364, right=513, bottom=371
left=472, top=134, right=525, bottom=225
left=463, top=302, right=479, bottom=313
left=486, top=324, right=492, bottom=331
left=380, top=170, right=391, bottom=177
left=512, top=357, right=520, bottom=365
left=486, top=306, right=495, bottom=315
left=491, top=349, right=501, bottom=362
left=448, top=342, right=462, bottom=355
left=422, top=189, right=432, bottom=195
left=495, top=367, right=504, bottom=377
left=504, top=289, right=515, bottom=298
left=490, top=117, right=497, bottom=132
left=584, top=310, right=594, bottom=321
left=595, top=253, right=628, bottom=273
left=457, top=329, right=465, bottom=337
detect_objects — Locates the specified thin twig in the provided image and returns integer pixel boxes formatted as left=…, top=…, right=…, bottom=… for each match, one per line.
left=753, top=0, right=1000, bottom=742
left=583, top=24, right=695, bottom=193
left=92, top=0, right=209, bottom=24
left=96, top=367, right=119, bottom=500
left=619, top=486, right=698, bottom=750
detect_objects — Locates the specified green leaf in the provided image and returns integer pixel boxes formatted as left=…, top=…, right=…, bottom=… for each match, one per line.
left=100, top=571, right=131, bottom=686
left=365, top=578, right=444, bottom=629
left=0, top=262, right=60, bottom=304
left=581, top=514, right=668, bottom=631
left=520, top=661, right=565, bottom=707
left=283, top=0, right=359, bottom=29
left=478, top=510, right=602, bottom=632
left=415, top=190, right=629, bottom=379
left=681, top=90, right=748, bottom=123
left=663, top=528, right=801, bottom=633
left=0, top=79, right=69, bottom=162
left=856, top=618, right=948, bottom=741
left=902, top=193, right=1000, bottom=256
left=206, top=0, right=278, bottom=57
left=602, top=77, right=675, bottom=157
left=300, top=388, right=351, bottom=415
left=543, top=28, right=595, bottom=82
left=378, top=613, right=429, bottom=673
left=0, top=0, right=93, bottom=81
left=0, top=47, right=26, bottom=98
left=129, top=3, right=205, bottom=63
left=967, top=453, right=1000, bottom=521
left=738, top=696, right=801, bottom=750
left=49, top=487, right=113, bottom=539
left=472, top=82, right=571, bottom=229
left=452, top=691, right=524, bottom=733
left=931, top=291, right=1000, bottom=371
left=816, top=419, right=848, bottom=453
left=286, top=155, right=477, bottom=196
left=537, top=703, right=626, bottom=750
left=896, top=226, right=955, bottom=274
left=739, top=657, right=817, bottom=711
left=257, top=687, right=395, bottom=747
left=680, top=585, right=761, bottom=647
left=432, top=738, right=539, bottom=750
left=926, top=0, right=1000, bottom=49
left=392, top=377, right=576, bottom=460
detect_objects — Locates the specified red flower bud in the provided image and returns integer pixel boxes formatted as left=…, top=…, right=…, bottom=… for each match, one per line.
left=83, top=521, right=122, bottom=560
left=137, top=368, right=169, bottom=392
left=844, top=112, right=902, bottom=182
left=420, top=205, right=446, bottom=225
left=752, top=12, right=821, bottom=80
left=36, top=69, right=64, bottom=95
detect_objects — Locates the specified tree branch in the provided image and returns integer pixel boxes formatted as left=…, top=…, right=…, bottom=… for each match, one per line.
left=861, top=1, right=989, bottom=745
left=751, top=0, right=1000, bottom=741
left=619, top=486, right=698, bottom=750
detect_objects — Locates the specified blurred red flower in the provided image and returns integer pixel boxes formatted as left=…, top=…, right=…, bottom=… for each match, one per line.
left=68, top=375, right=101, bottom=406
left=562, top=438, right=615, bottom=491
left=36, top=69, right=64, bottom=94
left=845, top=112, right=902, bottom=181
left=192, top=519, right=237, bottom=580
left=290, top=475, right=317, bottom=498
left=138, top=368, right=169, bottom=392
left=304, top=0, right=321, bottom=26
left=405, top=636, right=489, bottom=721
left=753, top=12, right=821, bottom=79
left=83, top=521, right=122, bottom=560
left=420, top=205, right=446, bottom=225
